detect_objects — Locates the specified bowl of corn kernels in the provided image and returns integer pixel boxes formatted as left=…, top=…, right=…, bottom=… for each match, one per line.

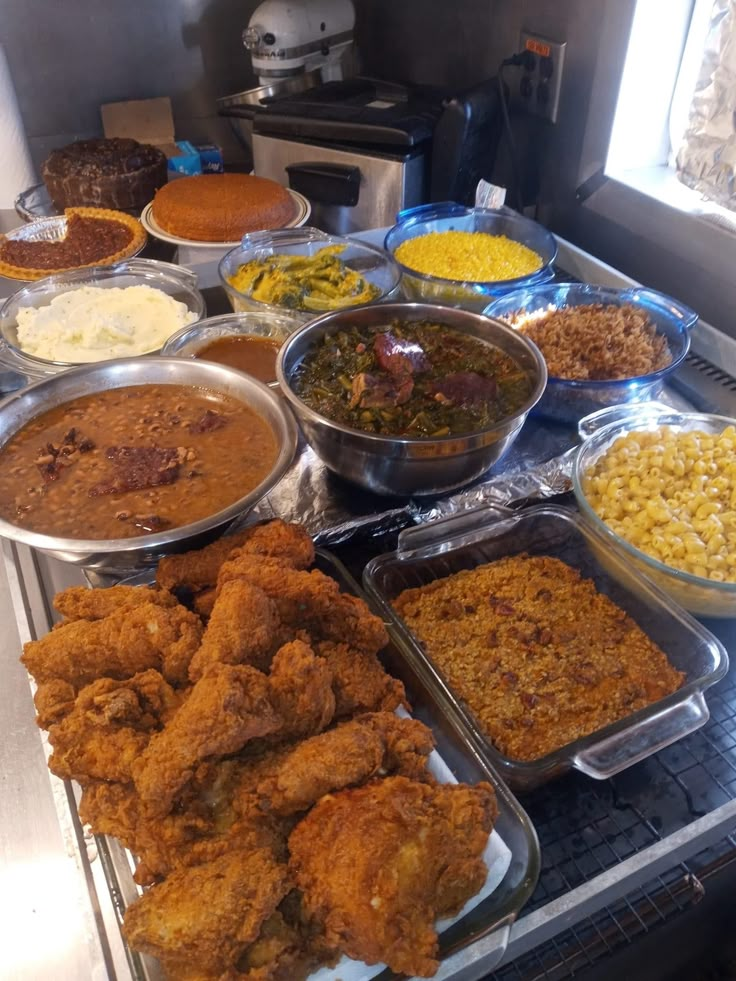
left=573, top=402, right=736, bottom=617
left=384, top=204, right=557, bottom=312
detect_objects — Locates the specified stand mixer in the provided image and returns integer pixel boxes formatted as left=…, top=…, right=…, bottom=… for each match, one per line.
left=243, top=0, right=355, bottom=83
left=218, top=0, right=355, bottom=158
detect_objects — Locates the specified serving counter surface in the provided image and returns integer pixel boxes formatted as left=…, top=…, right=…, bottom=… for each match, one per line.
left=1, top=212, right=735, bottom=981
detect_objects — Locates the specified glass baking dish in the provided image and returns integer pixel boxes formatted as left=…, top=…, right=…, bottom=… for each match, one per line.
left=362, top=504, right=728, bottom=793
left=91, top=549, right=541, bottom=980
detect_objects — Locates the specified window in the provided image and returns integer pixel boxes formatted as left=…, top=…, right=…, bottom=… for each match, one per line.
left=604, top=0, right=733, bottom=222
left=575, top=0, right=736, bottom=343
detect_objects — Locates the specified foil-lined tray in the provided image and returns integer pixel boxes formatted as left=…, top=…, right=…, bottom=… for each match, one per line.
left=251, top=423, right=579, bottom=547
left=250, top=388, right=692, bottom=549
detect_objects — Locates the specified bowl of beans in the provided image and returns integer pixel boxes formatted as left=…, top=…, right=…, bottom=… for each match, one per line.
left=485, top=283, right=698, bottom=424
left=383, top=204, right=557, bottom=312
left=573, top=403, right=736, bottom=617
left=0, top=357, right=298, bottom=571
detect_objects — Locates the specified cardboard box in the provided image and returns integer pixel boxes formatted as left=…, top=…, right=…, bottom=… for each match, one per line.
left=100, top=98, right=221, bottom=175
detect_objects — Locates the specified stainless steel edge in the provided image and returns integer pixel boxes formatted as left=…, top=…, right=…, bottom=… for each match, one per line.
left=500, top=798, right=736, bottom=966
left=0, top=538, right=132, bottom=981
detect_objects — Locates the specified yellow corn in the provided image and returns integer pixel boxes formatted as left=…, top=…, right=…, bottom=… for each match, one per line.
left=394, top=230, right=543, bottom=282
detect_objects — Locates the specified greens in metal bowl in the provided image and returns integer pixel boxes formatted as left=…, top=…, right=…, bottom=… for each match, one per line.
left=291, top=318, right=533, bottom=438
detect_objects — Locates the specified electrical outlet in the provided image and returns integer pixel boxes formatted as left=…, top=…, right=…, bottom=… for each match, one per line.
left=518, top=31, right=566, bottom=123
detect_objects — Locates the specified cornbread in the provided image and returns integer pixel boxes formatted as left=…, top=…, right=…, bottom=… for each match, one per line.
left=583, top=425, right=736, bottom=582
left=152, top=173, right=295, bottom=242
left=394, top=230, right=543, bottom=282
left=393, top=555, right=684, bottom=761
left=516, top=303, right=672, bottom=380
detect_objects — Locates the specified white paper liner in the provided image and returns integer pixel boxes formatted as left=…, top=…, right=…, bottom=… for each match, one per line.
left=307, top=708, right=512, bottom=981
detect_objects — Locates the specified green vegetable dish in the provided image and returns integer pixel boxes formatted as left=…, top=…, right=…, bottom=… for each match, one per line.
left=228, top=245, right=381, bottom=312
left=292, top=320, right=532, bottom=437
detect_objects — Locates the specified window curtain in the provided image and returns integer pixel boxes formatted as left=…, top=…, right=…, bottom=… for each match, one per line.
left=676, top=0, right=736, bottom=209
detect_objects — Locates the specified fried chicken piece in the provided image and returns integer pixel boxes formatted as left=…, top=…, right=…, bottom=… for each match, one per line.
left=156, top=530, right=257, bottom=594
left=80, top=766, right=290, bottom=885
left=217, top=556, right=388, bottom=656
left=267, top=640, right=334, bottom=742
left=363, top=711, right=436, bottom=781
left=48, top=669, right=180, bottom=783
left=257, top=718, right=385, bottom=816
left=188, top=580, right=288, bottom=681
left=122, top=848, right=290, bottom=979
left=22, top=602, right=203, bottom=689
left=255, top=713, right=435, bottom=816
left=53, top=584, right=177, bottom=622
left=155, top=521, right=315, bottom=596
left=227, top=520, right=315, bottom=571
left=289, top=776, right=498, bottom=978
left=132, top=663, right=283, bottom=818
left=33, top=679, right=77, bottom=728
left=314, top=641, right=407, bottom=718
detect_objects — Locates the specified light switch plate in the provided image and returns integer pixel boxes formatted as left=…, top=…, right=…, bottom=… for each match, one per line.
left=518, top=31, right=566, bottom=123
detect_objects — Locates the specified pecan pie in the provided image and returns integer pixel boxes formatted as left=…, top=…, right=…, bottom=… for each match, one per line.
left=0, top=208, right=146, bottom=281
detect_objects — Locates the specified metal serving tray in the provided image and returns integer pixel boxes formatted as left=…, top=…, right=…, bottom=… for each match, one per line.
left=362, top=504, right=728, bottom=793
left=57, top=549, right=542, bottom=981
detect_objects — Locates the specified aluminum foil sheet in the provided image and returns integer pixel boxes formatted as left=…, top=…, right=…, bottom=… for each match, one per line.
left=676, top=0, right=736, bottom=209
left=249, top=384, right=692, bottom=547
left=251, top=423, right=578, bottom=546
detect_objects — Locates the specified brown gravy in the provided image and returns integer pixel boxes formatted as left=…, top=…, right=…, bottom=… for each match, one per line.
left=0, top=384, right=278, bottom=539
left=196, top=335, right=282, bottom=384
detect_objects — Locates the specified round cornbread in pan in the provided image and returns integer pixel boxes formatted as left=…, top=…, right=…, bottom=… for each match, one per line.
left=151, top=173, right=296, bottom=242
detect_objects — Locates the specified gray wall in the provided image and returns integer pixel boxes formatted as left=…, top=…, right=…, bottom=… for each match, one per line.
left=14, top=0, right=729, bottom=336
left=3, top=0, right=612, bottom=194
left=1, top=0, right=265, bottom=167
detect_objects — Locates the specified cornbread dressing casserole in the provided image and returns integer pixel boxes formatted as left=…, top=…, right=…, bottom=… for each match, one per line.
left=151, top=173, right=295, bottom=242
left=393, top=555, right=684, bottom=761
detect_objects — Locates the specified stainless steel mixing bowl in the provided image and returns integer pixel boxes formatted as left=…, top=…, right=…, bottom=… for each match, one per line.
left=0, top=357, right=298, bottom=570
left=276, top=302, right=547, bottom=497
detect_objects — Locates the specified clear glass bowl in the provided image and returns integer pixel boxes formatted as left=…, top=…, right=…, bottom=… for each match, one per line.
left=161, top=310, right=304, bottom=387
left=383, top=203, right=557, bottom=312
left=573, top=402, right=736, bottom=618
left=363, top=503, right=728, bottom=790
left=0, top=258, right=206, bottom=380
left=218, top=226, right=401, bottom=323
left=485, top=283, right=698, bottom=424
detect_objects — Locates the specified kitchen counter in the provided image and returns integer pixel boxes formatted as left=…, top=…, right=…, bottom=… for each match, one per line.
left=1, top=209, right=735, bottom=981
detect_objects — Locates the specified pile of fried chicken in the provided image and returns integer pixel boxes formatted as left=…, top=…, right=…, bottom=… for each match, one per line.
left=21, top=520, right=498, bottom=981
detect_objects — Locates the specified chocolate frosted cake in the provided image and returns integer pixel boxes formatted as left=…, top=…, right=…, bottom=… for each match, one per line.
left=42, top=138, right=168, bottom=212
